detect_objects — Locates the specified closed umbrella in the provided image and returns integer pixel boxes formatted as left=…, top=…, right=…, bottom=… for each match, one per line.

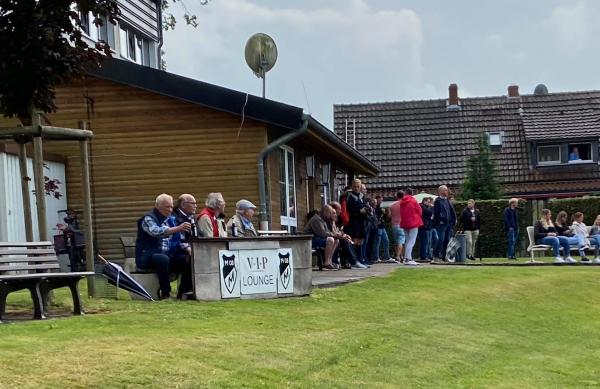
left=98, top=255, right=154, bottom=301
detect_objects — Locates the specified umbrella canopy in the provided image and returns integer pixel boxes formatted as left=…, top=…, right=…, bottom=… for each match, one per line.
left=413, top=192, right=438, bottom=203
left=98, top=255, right=154, bottom=301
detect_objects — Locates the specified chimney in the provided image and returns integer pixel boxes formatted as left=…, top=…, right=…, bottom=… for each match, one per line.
left=447, top=83, right=460, bottom=111
left=507, top=84, right=520, bottom=99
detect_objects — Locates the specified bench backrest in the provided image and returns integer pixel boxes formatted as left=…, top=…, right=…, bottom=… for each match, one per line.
left=0, top=241, right=60, bottom=275
left=120, top=236, right=136, bottom=259
left=526, top=226, right=534, bottom=248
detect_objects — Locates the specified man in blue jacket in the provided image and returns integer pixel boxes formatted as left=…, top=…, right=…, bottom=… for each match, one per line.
left=432, top=185, right=456, bottom=260
left=503, top=198, right=519, bottom=260
left=136, top=193, right=191, bottom=299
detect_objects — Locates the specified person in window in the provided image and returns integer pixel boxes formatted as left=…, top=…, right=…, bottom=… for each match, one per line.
left=503, top=198, right=519, bottom=260
left=460, top=199, right=481, bottom=261
left=197, top=192, right=228, bottom=237
left=226, top=199, right=258, bottom=237
left=568, top=146, right=580, bottom=161
left=534, top=209, right=571, bottom=263
left=555, top=211, right=588, bottom=263
left=135, top=193, right=192, bottom=300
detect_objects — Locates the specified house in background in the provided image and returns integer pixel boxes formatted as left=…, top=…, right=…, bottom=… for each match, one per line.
left=0, top=59, right=378, bottom=260
left=334, top=84, right=600, bottom=199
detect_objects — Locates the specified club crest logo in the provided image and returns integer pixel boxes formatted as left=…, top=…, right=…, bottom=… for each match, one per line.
left=221, top=253, right=238, bottom=294
left=278, top=251, right=291, bottom=290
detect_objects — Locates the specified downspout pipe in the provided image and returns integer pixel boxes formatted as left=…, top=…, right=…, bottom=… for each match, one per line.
left=257, top=114, right=309, bottom=230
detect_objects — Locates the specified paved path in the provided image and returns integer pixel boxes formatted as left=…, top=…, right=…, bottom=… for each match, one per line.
left=311, top=262, right=416, bottom=288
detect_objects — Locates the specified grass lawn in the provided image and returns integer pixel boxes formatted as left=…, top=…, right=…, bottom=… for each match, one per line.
left=2, top=264, right=600, bottom=388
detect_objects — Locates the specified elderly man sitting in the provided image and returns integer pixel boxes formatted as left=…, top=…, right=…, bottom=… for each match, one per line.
left=227, top=199, right=258, bottom=237
left=197, top=192, right=228, bottom=237
left=305, top=204, right=342, bottom=270
left=136, top=193, right=192, bottom=300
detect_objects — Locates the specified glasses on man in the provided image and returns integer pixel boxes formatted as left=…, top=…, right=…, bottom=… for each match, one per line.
left=184, top=201, right=197, bottom=205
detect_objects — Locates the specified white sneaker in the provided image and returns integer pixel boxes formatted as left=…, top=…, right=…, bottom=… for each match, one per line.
left=404, top=260, right=419, bottom=266
left=384, top=258, right=399, bottom=264
left=593, top=257, right=600, bottom=264
left=554, top=257, right=565, bottom=263
left=351, top=262, right=368, bottom=269
left=565, top=256, right=577, bottom=264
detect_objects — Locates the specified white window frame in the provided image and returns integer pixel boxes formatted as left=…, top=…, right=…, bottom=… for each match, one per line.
left=537, top=145, right=561, bottom=165
left=567, top=143, right=593, bottom=163
left=279, top=146, right=297, bottom=230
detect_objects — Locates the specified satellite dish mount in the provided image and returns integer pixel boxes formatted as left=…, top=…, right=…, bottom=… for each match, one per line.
left=245, top=33, right=278, bottom=98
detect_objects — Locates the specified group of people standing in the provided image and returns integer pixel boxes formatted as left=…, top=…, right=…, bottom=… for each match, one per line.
left=135, top=192, right=260, bottom=299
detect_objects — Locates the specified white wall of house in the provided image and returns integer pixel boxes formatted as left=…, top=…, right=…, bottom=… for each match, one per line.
left=0, top=152, right=68, bottom=242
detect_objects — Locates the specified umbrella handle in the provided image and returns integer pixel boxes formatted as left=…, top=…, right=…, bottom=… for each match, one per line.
left=97, top=254, right=108, bottom=264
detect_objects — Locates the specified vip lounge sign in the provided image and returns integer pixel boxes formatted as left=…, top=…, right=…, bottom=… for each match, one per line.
left=218, top=249, right=294, bottom=298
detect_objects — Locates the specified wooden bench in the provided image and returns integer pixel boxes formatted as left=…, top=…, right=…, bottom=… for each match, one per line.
left=0, top=241, right=94, bottom=322
left=526, top=226, right=599, bottom=263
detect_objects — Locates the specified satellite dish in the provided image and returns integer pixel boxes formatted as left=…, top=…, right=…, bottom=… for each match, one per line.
left=244, top=33, right=278, bottom=98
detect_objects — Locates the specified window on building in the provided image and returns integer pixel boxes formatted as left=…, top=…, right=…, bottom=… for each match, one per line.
left=279, top=146, right=297, bottom=232
left=537, top=145, right=561, bottom=165
left=119, top=24, right=154, bottom=67
left=487, top=132, right=503, bottom=147
left=567, top=143, right=592, bottom=162
left=80, top=11, right=91, bottom=36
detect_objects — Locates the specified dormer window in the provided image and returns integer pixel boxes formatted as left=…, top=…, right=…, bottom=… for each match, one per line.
left=567, top=143, right=592, bottom=163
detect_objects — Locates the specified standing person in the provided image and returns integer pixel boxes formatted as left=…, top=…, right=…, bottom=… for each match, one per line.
left=389, top=190, right=405, bottom=262
left=227, top=199, right=258, bottom=237
left=372, top=195, right=394, bottom=262
left=345, top=179, right=368, bottom=265
left=433, top=185, right=456, bottom=261
left=460, top=199, right=481, bottom=261
left=399, top=188, right=423, bottom=266
left=135, top=193, right=192, bottom=300
left=534, top=209, right=570, bottom=263
left=503, top=198, right=519, bottom=260
left=360, top=184, right=376, bottom=263
left=418, top=197, right=434, bottom=262
left=197, top=192, right=228, bottom=238
left=329, top=201, right=367, bottom=269
left=555, top=211, right=587, bottom=263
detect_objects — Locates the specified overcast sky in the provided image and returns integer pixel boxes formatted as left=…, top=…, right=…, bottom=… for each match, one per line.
left=163, top=0, right=600, bottom=129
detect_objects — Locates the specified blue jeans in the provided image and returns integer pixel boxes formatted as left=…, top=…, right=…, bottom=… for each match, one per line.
left=540, top=236, right=561, bottom=257
left=372, top=228, right=391, bottom=259
left=590, top=235, right=600, bottom=256
left=419, top=229, right=432, bottom=259
left=506, top=228, right=518, bottom=258
left=430, top=229, right=438, bottom=258
left=434, top=223, right=452, bottom=259
left=559, top=235, right=585, bottom=256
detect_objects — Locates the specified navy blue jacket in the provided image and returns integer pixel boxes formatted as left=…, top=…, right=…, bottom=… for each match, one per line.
left=503, top=207, right=519, bottom=232
left=135, top=208, right=180, bottom=262
left=433, top=197, right=456, bottom=227
left=419, top=204, right=434, bottom=230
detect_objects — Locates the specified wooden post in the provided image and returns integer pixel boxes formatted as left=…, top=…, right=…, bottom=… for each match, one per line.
left=32, top=113, right=48, bottom=241
left=18, top=141, right=34, bottom=241
left=80, top=136, right=95, bottom=297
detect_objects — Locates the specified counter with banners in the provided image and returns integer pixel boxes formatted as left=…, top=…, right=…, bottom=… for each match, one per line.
left=189, top=236, right=312, bottom=300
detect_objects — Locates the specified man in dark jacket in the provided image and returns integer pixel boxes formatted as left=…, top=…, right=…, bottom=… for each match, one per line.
left=418, top=197, right=434, bottom=261
left=136, top=193, right=191, bottom=300
left=172, top=194, right=202, bottom=299
left=460, top=199, right=481, bottom=260
left=432, top=185, right=456, bottom=260
left=372, top=195, right=393, bottom=262
left=503, top=198, right=519, bottom=260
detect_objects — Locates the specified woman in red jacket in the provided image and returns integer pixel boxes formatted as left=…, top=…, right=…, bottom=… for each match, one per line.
left=399, top=188, right=423, bottom=266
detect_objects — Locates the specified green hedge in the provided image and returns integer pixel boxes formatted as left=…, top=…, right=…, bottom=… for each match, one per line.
left=548, top=197, right=600, bottom=225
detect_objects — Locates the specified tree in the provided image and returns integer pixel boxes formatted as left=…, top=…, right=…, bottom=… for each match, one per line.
left=459, top=134, right=502, bottom=200
left=0, top=0, right=120, bottom=123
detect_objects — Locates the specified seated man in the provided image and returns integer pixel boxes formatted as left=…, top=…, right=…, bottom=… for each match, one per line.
left=197, top=192, right=228, bottom=237
left=136, top=193, right=192, bottom=300
left=172, top=194, right=202, bottom=299
left=330, top=201, right=367, bottom=269
left=304, top=205, right=341, bottom=270
left=227, top=199, right=258, bottom=237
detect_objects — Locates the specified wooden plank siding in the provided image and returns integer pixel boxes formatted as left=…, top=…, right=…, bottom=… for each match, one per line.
left=0, top=77, right=268, bottom=260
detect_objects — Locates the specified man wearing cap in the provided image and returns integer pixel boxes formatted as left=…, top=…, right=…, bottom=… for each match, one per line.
left=227, top=199, right=258, bottom=237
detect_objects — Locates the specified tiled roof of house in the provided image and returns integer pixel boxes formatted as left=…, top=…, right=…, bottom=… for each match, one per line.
left=334, top=89, right=600, bottom=196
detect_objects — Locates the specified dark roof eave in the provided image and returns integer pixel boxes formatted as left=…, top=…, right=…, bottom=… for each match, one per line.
left=307, top=116, right=379, bottom=176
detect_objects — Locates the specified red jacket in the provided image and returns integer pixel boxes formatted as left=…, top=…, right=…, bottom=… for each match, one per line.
left=399, top=195, right=423, bottom=229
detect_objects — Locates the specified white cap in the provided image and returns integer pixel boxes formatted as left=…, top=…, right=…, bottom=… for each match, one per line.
left=236, top=199, right=257, bottom=210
